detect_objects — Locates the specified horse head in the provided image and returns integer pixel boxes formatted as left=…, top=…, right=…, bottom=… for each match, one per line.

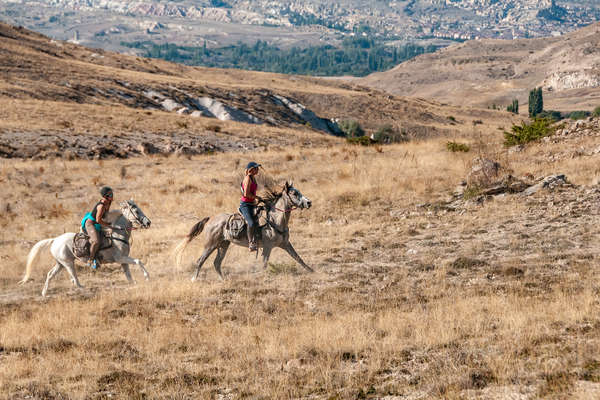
left=120, top=199, right=151, bottom=229
left=283, top=181, right=312, bottom=209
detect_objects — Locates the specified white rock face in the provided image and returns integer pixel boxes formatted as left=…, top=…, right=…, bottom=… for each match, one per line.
left=544, top=71, right=600, bottom=91
left=161, top=98, right=182, bottom=112
left=196, top=97, right=263, bottom=124
left=272, top=95, right=342, bottom=135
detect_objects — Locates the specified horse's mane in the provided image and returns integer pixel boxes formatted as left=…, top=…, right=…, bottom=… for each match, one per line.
left=260, top=185, right=283, bottom=207
left=105, top=209, right=123, bottom=224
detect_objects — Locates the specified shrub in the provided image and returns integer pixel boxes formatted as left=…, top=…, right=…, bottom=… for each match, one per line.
left=568, top=110, right=591, bottom=120
left=594, top=106, right=600, bottom=117
left=506, top=99, right=519, bottom=114
left=446, top=141, right=470, bottom=152
left=503, top=118, right=554, bottom=146
left=346, top=136, right=372, bottom=146
left=537, top=110, right=563, bottom=122
left=447, top=115, right=457, bottom=122
left=463, top=185, right=482, bottom=200
left=338, top=119, right=365, bottom=138
left=472, top=119, right=483, bottom=125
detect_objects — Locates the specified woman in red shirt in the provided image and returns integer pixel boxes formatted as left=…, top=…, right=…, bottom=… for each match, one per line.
left=240, top=162, right=260, bottom=251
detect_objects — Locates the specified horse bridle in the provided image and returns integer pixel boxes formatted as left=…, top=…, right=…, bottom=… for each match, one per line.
left=273, top=187, right=300, bottom=213
left=266, top=187, right=302, bottom=234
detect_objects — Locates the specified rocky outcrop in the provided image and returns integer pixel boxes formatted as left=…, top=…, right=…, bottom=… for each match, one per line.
left=544, top=71, right=600, bottom=91
left=466, top=157, right=502, bottom=188
left=194, top=97, right=263, bottom=124
left=272, top=95, right=343, bottom=136
left=443, top=174, right=572, bottom=211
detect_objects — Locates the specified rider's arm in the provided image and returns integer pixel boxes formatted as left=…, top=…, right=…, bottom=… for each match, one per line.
left=95, top=204, right=111, bottom=227
left=242, top=175, right=255, bottom=201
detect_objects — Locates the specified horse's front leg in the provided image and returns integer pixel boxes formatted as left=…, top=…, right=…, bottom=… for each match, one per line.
left=116, top=256, right=150, bottom=281
left=281, top=242, right=313, bottom=272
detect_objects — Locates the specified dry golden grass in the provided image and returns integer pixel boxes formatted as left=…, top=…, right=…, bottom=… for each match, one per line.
left=2, top=132, right=600, bottom=398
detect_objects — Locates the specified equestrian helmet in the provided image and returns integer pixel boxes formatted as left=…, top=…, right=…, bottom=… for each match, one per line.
left=100, top=186, right=113, bottom=198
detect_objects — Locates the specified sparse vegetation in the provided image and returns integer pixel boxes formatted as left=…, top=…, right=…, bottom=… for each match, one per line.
left=537, top=109, right=563, bottom=122
left=346, top=135, right=372, bottom=146
left=568, top=110, right=591, bottom=120
left=446, top=141, right=470, bottom=152
left=503, top=117, right=554, bottom=146
left=338, top=119, right=365, bottom=138
left=506, top=99, right=519, bottom=114
left=594, top=106, right=600, bottom=117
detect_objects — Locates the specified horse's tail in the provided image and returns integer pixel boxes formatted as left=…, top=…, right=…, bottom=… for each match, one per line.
left=20, top=238, right=54, bottom=284
left=174, top=217, right=209, bottom=268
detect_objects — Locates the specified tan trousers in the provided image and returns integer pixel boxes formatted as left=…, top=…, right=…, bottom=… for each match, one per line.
left=85, top=219, right=100, bottom=260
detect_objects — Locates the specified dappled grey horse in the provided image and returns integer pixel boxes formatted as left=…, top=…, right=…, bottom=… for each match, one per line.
left=20, top=200, right=151, bottom=296
left=175, top=182, right=313, bottom=280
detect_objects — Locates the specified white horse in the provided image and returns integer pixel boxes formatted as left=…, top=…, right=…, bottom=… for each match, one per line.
left=20, top=200, right=151, bottom=296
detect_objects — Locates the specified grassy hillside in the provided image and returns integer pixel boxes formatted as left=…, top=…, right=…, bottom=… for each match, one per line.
left=359, top=22, right=600, bottom=113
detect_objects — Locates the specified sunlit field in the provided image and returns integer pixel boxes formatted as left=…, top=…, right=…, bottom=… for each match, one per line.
left=2, top=133, right=600, bottom=399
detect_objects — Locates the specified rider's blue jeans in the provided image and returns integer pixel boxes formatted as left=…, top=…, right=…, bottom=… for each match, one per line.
left=239, top=201, right=256, bottom=229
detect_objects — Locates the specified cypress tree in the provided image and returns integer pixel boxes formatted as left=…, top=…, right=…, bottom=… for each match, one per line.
left=536, top=87, right=543, bottom=116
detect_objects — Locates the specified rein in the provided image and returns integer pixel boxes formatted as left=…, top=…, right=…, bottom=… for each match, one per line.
left=275, top=206, right=297, bottom=213
left=265, top=189, right=299, bottom=234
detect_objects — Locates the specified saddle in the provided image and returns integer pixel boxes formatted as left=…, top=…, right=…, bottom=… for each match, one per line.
left=73, top=230, right=113, bottom=259
left=224, top=206, right=266, bottom=241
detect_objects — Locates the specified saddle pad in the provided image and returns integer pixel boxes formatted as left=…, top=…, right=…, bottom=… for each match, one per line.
left=73, top=232, right=90, bottom=258
left=73, top=232, right=113, bottom=260
left=224, top=214, right=246, bottom=241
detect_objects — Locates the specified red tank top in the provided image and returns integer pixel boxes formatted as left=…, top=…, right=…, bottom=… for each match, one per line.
left=241, top=178, right=257, bottom=203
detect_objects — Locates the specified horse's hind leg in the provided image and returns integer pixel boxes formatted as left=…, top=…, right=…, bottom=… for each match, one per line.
left=42, top=263, right=63, bottom=297
left=213, top=242, right=230, bottom=280
left=191, top=245, right=218, bottom=282
left=121, top=264, right=134, bottom=284
left=262, top=245, right=272, bottom=270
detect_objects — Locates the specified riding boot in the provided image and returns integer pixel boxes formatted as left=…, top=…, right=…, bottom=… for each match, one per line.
left=89, top=242, right=101, bottom=269
left=247, top=225, right=257, bottom=251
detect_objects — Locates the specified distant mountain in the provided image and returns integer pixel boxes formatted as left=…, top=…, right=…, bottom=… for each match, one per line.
left=358, top=22, right=600, bottom=112
left=0, top=22, right=513, bottom=159
left=0, top=0, right=598, bottom=55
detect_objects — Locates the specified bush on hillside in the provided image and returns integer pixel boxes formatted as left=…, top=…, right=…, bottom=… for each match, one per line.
left=338, top=119, right=365, bottom=138
left=346, top=136, right=373, bottom=146
left=594, top=106, right=600, bottom=117
left=446, top=141, right=470, bottom=152
left=371, top=124, right=408, bottom=143
left=503, top=118, right=554, bottom=146
left=537, top=110, right=563, bottom=122
left=568, top=110, right=591, bottom=120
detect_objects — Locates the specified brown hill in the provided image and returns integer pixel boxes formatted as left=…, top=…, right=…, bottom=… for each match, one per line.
left=359, top=23, right=600, bottom=113
left=0, top=22, right=512, bottom=159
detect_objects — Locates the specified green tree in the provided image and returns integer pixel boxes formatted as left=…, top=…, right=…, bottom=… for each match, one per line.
left=529, top=87, right=543, bottom=117
left=507, top=99, right=519, bottom=114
